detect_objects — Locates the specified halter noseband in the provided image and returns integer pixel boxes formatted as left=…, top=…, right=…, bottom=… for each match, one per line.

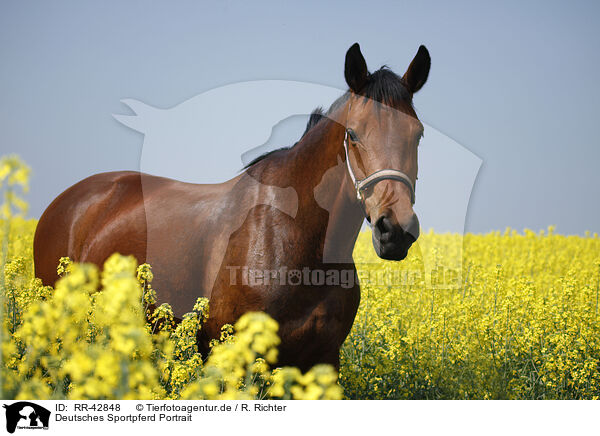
left=343, top=128, right=416, bottom=206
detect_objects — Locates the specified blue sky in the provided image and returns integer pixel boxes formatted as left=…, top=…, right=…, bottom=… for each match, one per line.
left=1, top=0, right=599, bottom=234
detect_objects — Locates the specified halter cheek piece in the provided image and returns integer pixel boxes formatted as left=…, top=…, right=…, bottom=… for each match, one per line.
left=343, top=128, right=416, bottom=208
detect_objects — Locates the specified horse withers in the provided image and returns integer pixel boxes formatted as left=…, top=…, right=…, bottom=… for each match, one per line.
left=33, top=43, right=430, bottom=371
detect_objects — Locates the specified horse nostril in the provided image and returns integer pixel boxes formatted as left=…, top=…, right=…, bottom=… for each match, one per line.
left=375, top=216, right=396, bottom=241
left=404, top=214, right=420, bottom=241
left=375, top=216, right=386, bottom=234
left=376, top=214, right=419, bottom=244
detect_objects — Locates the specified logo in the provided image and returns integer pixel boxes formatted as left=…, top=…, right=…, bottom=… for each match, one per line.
left=2, top=402, right=50, bottom=433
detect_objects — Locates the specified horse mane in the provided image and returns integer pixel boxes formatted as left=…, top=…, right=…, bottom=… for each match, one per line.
left=242, top=107, right=325, bottom=170
left=243, top=67, right=413, bottom=170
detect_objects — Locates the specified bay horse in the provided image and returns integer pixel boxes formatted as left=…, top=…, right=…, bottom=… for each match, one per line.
left=33, top=43, right=430, bottom=371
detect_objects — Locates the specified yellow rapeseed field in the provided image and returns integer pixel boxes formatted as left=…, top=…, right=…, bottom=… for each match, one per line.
left=343, top=229, right=600, bottom=399
left=1, top=155, right=599, bottom=399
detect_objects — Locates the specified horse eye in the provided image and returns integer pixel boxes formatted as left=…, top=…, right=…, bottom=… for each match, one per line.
left=346, top=128, right=359, bottom=143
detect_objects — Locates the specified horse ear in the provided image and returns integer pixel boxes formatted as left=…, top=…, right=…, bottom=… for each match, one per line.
left=345, top=43, right=369, bottom=92
left=403, top=45, right=431, bottom=94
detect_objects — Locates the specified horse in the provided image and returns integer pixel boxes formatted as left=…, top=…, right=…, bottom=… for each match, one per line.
left=33, top=43, right=430, bottom=371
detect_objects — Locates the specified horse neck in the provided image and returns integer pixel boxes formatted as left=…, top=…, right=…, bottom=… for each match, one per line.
left=288, top=114, right=365, bottom=264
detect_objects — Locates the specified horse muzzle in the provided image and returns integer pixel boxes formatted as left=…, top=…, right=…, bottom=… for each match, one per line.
left=371, top=213, right=420, bottom=261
